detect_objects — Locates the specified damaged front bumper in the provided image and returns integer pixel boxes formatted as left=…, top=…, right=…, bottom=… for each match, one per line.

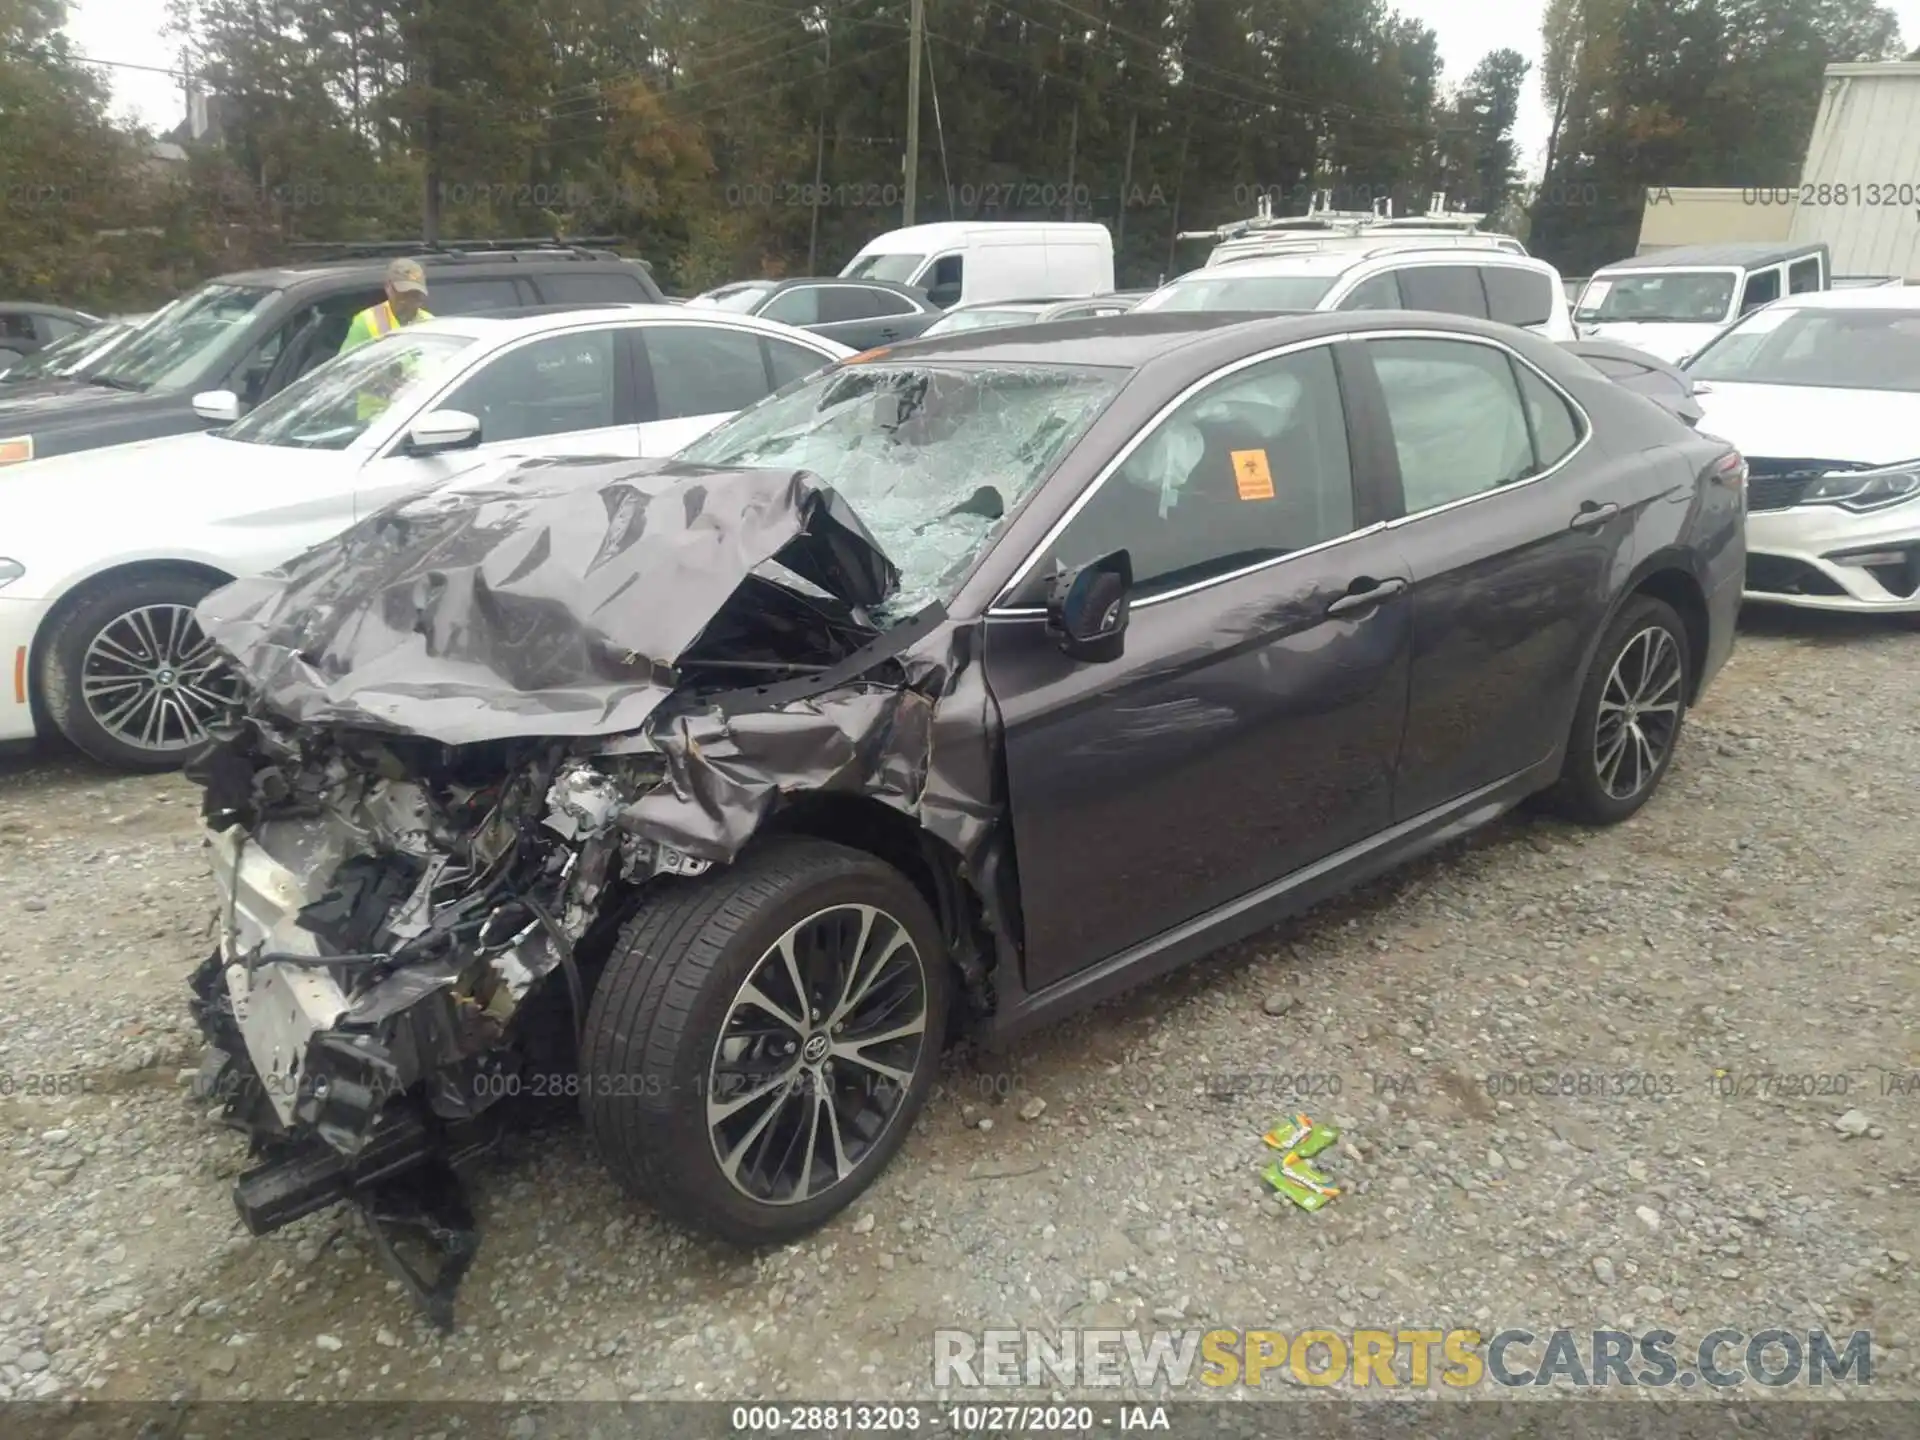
left=188, top=740, right=709, bottom=1328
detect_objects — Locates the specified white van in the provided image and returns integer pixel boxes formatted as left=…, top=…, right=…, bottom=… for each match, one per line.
left=841, top=222, right=1115, bottom=308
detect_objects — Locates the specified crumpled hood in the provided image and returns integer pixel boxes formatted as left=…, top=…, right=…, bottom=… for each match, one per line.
left=195, top=455, right=902, bottom=746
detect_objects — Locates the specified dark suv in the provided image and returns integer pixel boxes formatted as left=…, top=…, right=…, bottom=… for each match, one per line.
left=0, top=243, right=663, bottom=464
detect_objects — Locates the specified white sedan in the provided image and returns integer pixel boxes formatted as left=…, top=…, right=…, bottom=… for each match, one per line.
left=1684, top=288, right=1920, bottom=618
left=0, top=306, right=850, bottom=768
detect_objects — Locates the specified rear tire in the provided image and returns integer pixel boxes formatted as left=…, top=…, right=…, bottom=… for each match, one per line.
left=1545, top=594, right=1691, bottom=825
left=39, top=571, right=238, bottom=772
left=581, top=838, right=948, bottom=1246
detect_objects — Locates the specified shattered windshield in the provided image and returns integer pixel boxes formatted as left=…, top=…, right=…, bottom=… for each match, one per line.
left=678, top=361, right=1125, bottom=620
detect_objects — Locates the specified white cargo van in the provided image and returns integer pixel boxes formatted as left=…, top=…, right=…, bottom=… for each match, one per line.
left=841, top=222, right=1114, bottom=308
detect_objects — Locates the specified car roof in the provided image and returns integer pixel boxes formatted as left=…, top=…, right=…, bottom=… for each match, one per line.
left=1176, top=248, right=1548, bottom=280
left=1597, top=243, right=1826, bottom=272
left=0, top=302, right=98, bottom=319
left=854, top=221, right=1109, bottom=250
left=214, top=250, right=652, bottom=290
left=403, top=305, right=851, bottom=345
left=869, top=308, right=1554, bottom=370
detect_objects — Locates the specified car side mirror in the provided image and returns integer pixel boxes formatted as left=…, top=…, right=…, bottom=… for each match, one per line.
left=1045, top=550, right=1131, bottom=663
left=192, top=389, right=241, bottom=423
left=927, top=282, right=961, bottom=308
left=405, top=409, right=482, bottom=455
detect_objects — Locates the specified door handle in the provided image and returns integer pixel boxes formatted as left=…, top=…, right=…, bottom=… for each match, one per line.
left=1568, top=501, right=1620, bottom=531
left=877, top=327, right=899, bottom=340
left=1326, top=576, right=1407, bottom=617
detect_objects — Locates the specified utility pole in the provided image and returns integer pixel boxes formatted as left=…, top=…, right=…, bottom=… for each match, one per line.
left=903, top=0, right=923, bottom=225
left=1063, top=108, right=1077, bottom=221
left=1116, top=110, right=1137, bottom=254
left=808, top=17, right=830, bottom=272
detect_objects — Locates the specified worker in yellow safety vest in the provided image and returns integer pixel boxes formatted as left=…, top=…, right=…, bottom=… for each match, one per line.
left=340, top=257, right=434, bottom=353
left=341, top=258, right=435, bottom=422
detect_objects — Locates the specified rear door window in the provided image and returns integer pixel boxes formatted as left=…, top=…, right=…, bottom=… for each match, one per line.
left=765, top=337, right=832, bottom=389
left=428, top=277, right=531, bottom=313
left=537, top=270, right=653, bottom=304
left=1480, top=267, right=1555, bottom=328
left=1396, top=266, right=1490, bottom=319
left=1787, top=256, right=1822, bottom=294
left=642, top=324, right=780, bottom=419
left=1366, top=337, right=1534, bottom=513
left=760, top=287, right=823, bottom=326
left=438, top=329, right=619, bottom=442
left=1741, top=267, right=1781, bottom=313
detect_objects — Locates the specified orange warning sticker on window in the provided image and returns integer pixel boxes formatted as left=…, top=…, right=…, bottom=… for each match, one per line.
left=1231, top=448, right=1274, bottom=500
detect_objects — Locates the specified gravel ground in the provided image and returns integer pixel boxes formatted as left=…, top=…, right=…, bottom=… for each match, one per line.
left=0, top=608, right=1914, bottom=1412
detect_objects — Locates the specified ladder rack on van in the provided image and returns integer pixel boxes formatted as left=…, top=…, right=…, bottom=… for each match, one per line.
left=1178, top=191, right=1493, bottom=245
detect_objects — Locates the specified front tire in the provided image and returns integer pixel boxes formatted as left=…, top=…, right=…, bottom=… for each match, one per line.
left=39, top=571, right=240, bottom=772
left=1546, top=594, right=1691, bottom=825
left=581, top=838, right=949, bottom=1245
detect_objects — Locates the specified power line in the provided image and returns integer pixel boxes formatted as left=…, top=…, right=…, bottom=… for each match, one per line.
left=4, top=46, right=187, bottom=79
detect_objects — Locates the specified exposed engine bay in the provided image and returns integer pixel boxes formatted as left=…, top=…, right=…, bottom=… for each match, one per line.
left=183, top=457, right=1005, bottom=1327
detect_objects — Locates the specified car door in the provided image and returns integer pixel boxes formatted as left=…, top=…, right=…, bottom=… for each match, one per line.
left=982, top=340, right=1413, bottom=990
left=1354, top=331, right=1634, bottom=819
left=633, top=322, right=837, bottom=454
left=352, top=324, right=638, bottom=517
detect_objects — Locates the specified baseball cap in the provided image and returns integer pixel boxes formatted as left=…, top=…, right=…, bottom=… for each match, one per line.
left=385, top=257, right=428, bottom=295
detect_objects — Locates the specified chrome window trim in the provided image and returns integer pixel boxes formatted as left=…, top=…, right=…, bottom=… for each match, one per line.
left=986, top=327, right=1592, bottom=617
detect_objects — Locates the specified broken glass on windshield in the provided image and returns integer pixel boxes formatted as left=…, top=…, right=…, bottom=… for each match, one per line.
left=679, top=361, right=1125, bottom=621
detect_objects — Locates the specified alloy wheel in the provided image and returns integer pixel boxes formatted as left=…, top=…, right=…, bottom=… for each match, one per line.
left=1593, top=624, right=1683, bottom=800
left=80, top=603, right=239, bottom=753
left=707, top=903, right=930, bottom=1205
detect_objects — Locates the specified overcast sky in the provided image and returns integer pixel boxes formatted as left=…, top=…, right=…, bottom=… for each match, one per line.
left=62, top=0, right=1920, bottom=181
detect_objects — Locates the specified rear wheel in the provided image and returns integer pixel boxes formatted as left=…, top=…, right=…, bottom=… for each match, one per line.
left=581, top=838, right=948, bottom=1245
left=1545, top=594, right=1691, bottom=825
left=39, top=571, right=240, bottom=771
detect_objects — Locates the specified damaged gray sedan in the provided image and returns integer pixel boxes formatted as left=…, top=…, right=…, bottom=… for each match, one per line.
left=184, top=312, right=1741, bottom=1326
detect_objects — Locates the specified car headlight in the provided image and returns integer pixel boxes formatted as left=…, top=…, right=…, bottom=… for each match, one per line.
left=0, top=559, right=22, bottom=591
left=0, top=435, right=33, bottom=466
left=1801, top=463, right=1920, bottom=513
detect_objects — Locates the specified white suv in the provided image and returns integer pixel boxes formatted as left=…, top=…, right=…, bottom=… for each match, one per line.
left=1136, top=249, right=1577, bottom=341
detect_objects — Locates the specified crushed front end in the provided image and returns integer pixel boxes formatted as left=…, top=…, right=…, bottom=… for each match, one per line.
left=189, top=720, right=709, bottom=1326
left=178, top=456, right=992, bottom=1327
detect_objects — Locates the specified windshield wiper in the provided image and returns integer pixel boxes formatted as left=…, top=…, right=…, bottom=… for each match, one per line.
left=85, top=374, right=145, bottom=392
